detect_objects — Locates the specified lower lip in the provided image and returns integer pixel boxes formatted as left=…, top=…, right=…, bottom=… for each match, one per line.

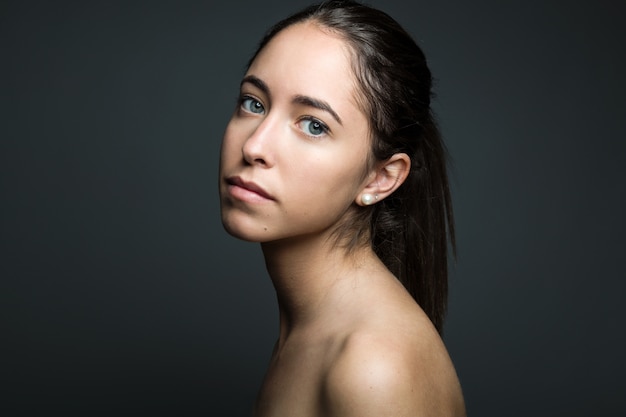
left=227, top=184, right=273, bottom=203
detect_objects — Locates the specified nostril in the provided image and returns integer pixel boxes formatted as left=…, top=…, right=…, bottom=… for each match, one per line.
left=242, top=140, right=272, bottom=167
left=242, top=148, right=268, bottom=167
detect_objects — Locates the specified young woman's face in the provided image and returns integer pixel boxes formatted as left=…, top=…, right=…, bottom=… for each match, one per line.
left=219, top=22, right=372, bottom=243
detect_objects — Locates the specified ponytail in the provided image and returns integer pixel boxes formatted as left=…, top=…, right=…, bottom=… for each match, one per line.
left=371, top=114, right=455, bottom=334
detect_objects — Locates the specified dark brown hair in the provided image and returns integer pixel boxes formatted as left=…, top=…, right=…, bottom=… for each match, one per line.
left=247, top=0, right=455, bottom=333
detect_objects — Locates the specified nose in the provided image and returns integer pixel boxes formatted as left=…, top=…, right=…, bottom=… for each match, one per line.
left=242, top=116, right=277, bottom=167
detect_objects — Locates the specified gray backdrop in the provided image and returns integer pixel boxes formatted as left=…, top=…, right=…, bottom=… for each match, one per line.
left=2, top=0, right=625, bottom=415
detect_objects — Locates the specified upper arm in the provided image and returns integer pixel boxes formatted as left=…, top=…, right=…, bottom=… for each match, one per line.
left=321, top=335, right=464, bottom=417
left=322, top=337, right=425, bottom=417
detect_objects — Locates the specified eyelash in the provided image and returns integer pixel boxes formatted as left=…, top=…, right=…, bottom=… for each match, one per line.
left=297, top=116, right=330, bottom=138
left=238, top=95, right=264, bottom=114
left=237, top=94, right=331, bottom=138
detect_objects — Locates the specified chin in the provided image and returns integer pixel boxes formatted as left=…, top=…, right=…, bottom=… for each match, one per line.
left=220, top=214, right=269, bottom=243
left=222, top=224, right=258, bottom=242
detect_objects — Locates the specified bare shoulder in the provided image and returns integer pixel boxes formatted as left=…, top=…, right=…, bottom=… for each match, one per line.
left=321, top=325, right=466, bottom=417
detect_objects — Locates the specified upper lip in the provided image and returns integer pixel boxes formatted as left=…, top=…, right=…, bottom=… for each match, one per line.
left=226, top=176, right=274, bottom=200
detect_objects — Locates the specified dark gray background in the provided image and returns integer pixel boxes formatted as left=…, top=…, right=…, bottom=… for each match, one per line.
left=2, top=0, right=625, bottom=415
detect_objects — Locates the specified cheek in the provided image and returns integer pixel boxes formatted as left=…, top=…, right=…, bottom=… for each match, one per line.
left=287, top=157, right=366, bottom=211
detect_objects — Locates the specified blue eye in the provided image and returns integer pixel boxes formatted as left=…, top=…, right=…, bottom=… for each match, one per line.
left=241, top=97, right=265, bottom=114
left=299, top=117, right=329, bottom=137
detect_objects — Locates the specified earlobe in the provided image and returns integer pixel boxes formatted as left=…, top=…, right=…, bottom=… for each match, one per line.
left=356, top=153, right=410, bottom=206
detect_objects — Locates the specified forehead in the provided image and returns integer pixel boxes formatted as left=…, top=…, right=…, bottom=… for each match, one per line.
left=247, top=22, right=358, bottom=106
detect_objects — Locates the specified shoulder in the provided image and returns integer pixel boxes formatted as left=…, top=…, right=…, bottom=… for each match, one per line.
left=320, top=330, right=465, bottom=417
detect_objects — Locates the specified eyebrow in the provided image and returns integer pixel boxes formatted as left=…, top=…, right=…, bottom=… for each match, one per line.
left=292, top=95, right=342, bottom=125
left=241, top=75, right=343, bottom=125
left=241, top=75, right=269, bottom=95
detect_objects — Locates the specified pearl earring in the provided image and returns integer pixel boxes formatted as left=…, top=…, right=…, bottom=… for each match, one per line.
left=361, top=193, right=377, bottom=205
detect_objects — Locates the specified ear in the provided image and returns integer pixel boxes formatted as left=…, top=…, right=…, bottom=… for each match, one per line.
left=356, top=153, right=411, bottom=206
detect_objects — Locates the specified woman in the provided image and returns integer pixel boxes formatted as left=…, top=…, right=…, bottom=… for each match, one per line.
left=219, top=0, right=465, bottom=415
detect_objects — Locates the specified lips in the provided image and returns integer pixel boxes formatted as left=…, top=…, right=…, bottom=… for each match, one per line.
left=225, top=176, right=274, bottom=201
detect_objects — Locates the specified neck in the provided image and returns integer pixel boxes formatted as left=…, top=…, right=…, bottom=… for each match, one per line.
left=261, top=234, right=379, bottom=341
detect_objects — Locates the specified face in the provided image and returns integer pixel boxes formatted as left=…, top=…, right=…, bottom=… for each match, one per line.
left=219, top=22, right=372, bottom=243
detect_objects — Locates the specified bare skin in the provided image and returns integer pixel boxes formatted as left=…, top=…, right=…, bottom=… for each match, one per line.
left=220, top=22, right=466, bottom=416
left=255, top=239, right=466, bottom=417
